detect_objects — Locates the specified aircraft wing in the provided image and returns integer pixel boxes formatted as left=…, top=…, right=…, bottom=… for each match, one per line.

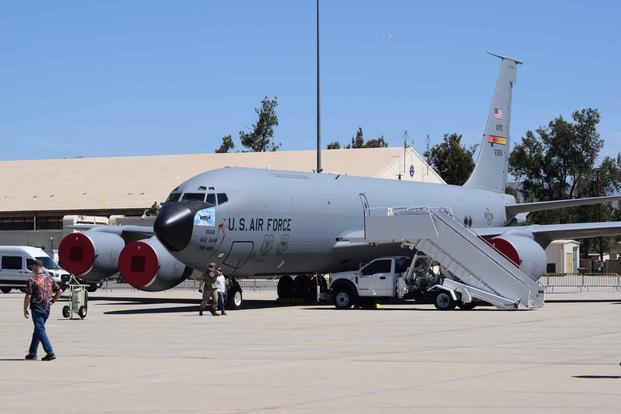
left=473, top=221, right=621, bottom=246
left=66, top=224, right=154, bottom=242
left=505, top=195, right=621, bottom=216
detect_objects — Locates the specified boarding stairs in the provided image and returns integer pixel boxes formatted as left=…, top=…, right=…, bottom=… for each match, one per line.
left=362, top=206, right=545, bottom=309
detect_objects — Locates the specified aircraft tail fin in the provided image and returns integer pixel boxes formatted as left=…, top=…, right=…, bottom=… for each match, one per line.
left=463, top=53, right=522, bottom=193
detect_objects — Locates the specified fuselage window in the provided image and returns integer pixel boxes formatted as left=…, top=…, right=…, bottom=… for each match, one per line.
left=167, top=192, right=182, bottom=202
left=217, top=193, right=228, bottom=205
left=206, top=193, right=216, bottom=206
left=181, top=193, right=206, bottom=202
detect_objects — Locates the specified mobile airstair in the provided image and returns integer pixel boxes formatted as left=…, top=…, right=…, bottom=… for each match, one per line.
left=361, top=206, right=545, bottom=310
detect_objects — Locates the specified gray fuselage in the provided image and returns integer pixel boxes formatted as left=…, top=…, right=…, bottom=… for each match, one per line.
left=161, top=167, right=514, bottom=276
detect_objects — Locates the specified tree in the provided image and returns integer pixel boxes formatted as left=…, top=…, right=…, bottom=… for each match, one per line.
left=327, top=141, right=341, bottom=149
left=509, top=108, right=607, bottom=223
left=345, top=127, right=388, bottom=149
left=239, top=97, right=280, bottom=152
left=364, top=136, right=388, bottom=148
left=509, top=108, right=620, bottom=258
left=215, top=134, right=235, bottom=153
left=424, top=133, right=475, bottom=185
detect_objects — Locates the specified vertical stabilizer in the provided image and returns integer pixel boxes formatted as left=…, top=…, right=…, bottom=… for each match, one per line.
left=463, top=53, right=521, bottom=193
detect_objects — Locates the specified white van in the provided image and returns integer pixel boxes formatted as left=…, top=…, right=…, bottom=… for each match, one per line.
left=0, top=246, right=69, bottom=293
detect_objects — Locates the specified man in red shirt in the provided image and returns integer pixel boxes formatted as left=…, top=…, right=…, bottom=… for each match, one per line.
left=23, top=260, right=62, bottom=361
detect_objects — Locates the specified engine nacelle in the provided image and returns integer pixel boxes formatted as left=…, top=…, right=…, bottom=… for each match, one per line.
left=487, top=234, right=547, bottom=281
left=118, top=237, right=192, bottom=291
left=59, top=230, right=125, bottom=280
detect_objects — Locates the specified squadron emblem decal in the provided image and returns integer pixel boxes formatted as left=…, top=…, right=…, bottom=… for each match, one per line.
left=194, top=207, right=216, bottom=227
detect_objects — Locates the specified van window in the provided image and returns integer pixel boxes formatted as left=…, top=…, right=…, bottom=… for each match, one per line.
left=35, top=256, right=60, bottom=270
left=217, top=193, right=228, bottom=205
left=361, top=259, right=391, bottom=276
left=2, top=256, right=23, bottom=270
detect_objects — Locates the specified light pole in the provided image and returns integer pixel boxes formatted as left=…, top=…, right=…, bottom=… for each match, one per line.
left=316, top=0, right=322, bottom=173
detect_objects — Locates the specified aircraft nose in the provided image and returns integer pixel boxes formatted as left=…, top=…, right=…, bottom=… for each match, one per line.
left=154, top=202, right=205, bottom=252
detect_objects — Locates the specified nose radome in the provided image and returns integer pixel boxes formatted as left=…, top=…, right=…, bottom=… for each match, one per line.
left=154, top=202, right=198, bottom=252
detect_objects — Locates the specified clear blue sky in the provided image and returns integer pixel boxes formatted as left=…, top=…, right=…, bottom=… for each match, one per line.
left=1, top=0, right=619, bottom=161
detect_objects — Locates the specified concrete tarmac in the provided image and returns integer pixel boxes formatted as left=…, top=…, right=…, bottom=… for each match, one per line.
left=1, top=289, right=621, bottom=413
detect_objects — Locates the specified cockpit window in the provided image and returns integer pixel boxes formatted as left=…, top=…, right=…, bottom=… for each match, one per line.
left=206, top=193, right=216, bottom=206
left=181, top=193, right=206, bottom=202
left=217, top=193, right=228, bottom=205
left=167, top=192, right=181, bottom=202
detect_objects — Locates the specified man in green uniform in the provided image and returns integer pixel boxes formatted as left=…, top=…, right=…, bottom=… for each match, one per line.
left=199, top=263, right=220, bottom=316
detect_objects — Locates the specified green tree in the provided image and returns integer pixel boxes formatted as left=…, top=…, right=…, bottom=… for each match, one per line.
left=327, top=141, right=341, bottom=149
left=509, top=108, right=620, bottom=258
left=215, top=134, right=235, bottom=153
left=345, top=127, right=388, bottom=149
left=364, top=136, right=388, bottom=148
left=239, top=97, right=280, bottom=152
left=424, top=133, right=475, bottom=185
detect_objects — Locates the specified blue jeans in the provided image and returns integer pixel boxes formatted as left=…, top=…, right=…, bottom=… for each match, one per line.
left=29, top=305, right=53, bottom=355
left=217, top=292, right=226, bottom=313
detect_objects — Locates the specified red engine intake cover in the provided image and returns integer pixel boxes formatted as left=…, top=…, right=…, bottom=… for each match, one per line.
left=58, top=232, right=96, bottom=276
left=487, top=237, right=520, bottom=267
left=118, top=241, right=159, bottom=288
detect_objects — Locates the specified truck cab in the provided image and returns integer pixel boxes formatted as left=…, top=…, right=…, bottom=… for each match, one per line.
left=329, top=256, right=411, bottom=309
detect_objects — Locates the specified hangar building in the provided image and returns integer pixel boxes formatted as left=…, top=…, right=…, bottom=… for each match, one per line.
left=0, top=147, right=443, bottom=249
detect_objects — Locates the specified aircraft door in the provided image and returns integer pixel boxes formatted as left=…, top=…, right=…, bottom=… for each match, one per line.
left=357, top=258, right=394, bottom=297
left=222, top=241, right=254, bottom=274
left=359, top=193, right=370, bottom=231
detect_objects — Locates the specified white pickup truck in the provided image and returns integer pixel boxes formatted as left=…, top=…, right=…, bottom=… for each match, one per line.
left=329, top=256, right=478, bottom=310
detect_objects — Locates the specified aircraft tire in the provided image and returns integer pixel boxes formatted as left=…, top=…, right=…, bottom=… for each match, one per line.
left=293, top=275, right=312, bottom=300
left=86, top=286, right=98, bottom=293
left=0, top=287, right=11, bottom=294
left=226, top=280, right=243, bottom=310
left=433, top=292, right=456, bottom=310
left=277, top=275, right=294, bottom=299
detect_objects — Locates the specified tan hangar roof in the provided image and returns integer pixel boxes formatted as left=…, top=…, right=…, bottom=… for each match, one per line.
left=0, top=147, right=444, bottom=213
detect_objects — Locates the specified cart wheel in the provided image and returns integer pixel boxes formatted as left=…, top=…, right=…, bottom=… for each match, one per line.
left=62, top=305, right=70, bottom=318
left=78, top=306, right=87, bottom=319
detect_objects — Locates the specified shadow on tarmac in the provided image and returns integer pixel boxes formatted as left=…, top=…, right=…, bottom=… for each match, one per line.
left=95, top=296, right=314, bottom=315
left=573, top=375, right=621, bottom=379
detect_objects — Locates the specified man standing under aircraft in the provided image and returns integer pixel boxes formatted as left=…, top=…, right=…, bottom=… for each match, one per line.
left=199, top=263, right=219, bottom=316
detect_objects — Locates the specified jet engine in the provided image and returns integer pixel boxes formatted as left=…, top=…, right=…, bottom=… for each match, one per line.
left=59, top=230, right=125, bottom=281
left=118, top=237, right=192, bottom=291
left=487, top=233, right=546, bottom=280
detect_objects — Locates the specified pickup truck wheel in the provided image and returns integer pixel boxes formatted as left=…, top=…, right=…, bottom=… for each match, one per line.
left=0, top=287, right=11, bottom=293
left=434, top=292, right=456, bottom=310
left=334, top=286, right=355, bottom=309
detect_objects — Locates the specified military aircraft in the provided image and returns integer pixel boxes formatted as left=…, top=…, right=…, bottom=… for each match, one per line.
left=59, top=53, right=621, bottom=307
